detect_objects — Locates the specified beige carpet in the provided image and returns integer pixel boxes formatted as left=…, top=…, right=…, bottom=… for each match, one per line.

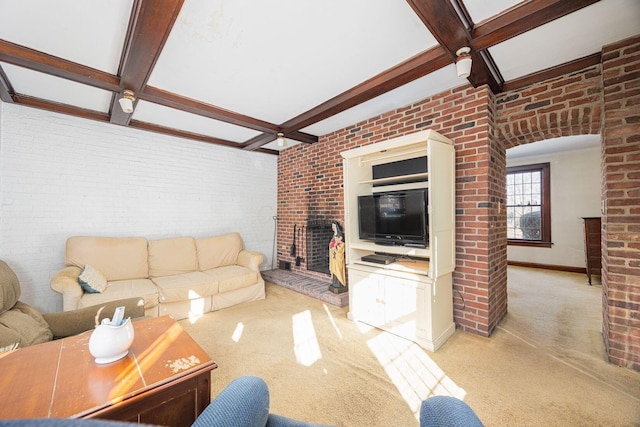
left=179, top=267, right=640, bottom=426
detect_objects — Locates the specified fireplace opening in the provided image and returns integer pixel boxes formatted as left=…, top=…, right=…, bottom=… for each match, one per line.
left=305, top=218, right=334, bottom=275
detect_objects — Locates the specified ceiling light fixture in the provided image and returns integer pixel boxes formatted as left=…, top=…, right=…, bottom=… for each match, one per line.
left=277, top=132, right=287, bottom=147
left=455, top=47, right=472, bottom=79
left=118, top=90, right=136, bottom=114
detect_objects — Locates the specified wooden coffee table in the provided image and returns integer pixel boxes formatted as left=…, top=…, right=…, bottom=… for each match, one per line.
left=0, top=315, right=217, bottom=426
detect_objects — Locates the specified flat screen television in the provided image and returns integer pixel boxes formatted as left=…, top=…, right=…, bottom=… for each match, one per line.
left=358, top=189, right=428, bottom=247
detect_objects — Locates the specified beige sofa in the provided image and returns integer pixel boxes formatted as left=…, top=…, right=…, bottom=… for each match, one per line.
left=50, top=232, right=265, bottom=320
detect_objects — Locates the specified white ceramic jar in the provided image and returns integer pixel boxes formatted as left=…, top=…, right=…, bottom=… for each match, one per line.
left=88, top=318, right=135, bottom=364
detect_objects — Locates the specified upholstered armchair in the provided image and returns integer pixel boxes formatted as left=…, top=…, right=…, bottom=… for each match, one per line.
left=0, top=260, right=144, bottom=352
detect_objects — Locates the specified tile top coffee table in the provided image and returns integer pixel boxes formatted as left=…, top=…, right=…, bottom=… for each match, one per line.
left=0, top=315, right=217, bottom=426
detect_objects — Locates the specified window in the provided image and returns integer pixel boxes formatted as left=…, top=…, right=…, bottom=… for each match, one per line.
left=506, top=163, right=551, bottom=247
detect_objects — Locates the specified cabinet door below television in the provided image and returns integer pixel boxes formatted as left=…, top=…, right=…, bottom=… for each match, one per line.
left=349, top=266, right=425, bottom=343
left=348, top=268, right=385, bottom=328
left=383, top=276, right=422, bottom=340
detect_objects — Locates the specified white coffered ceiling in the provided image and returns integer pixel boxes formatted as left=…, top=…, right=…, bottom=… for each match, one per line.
left=0, top=0, right=638, bottom=152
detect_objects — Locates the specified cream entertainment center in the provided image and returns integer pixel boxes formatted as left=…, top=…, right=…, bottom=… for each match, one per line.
left=341, top=130, right=455, bottom=351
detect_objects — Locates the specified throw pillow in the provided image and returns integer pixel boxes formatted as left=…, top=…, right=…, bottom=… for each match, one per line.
left=78, top=264, right=107, bottom=293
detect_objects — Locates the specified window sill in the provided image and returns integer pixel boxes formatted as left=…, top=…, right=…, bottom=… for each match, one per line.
left=508, top=240, right=552, bottom=248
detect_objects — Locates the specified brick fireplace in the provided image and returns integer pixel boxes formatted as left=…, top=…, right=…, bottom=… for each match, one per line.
left=305, top=218, right=333, bottom=275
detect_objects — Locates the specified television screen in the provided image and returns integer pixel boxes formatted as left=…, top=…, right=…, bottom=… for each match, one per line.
left=358, top=189, right=428, bottom=247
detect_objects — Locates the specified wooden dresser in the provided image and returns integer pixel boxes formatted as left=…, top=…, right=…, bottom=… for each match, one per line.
left=582, top=217, right=601, bottom=285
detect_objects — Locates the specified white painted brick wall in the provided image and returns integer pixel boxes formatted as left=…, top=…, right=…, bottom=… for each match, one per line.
left=0, top=103, right=278, bottom=313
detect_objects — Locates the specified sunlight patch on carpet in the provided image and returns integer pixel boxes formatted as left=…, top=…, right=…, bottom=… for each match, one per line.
left=187, top=290, right=206, bottom=323
left=232, top=322, right=244, bottom=342
left=323, top=304, right=343, bottom=339
left=368, top=332, right=466, bottom=418
left=292, top=310, right=322, bottom=366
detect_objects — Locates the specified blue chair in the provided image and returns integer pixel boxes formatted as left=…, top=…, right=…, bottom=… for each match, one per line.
left=420, top=395, right=484, bottom=427
left=193, top=376, right=330, bottom=427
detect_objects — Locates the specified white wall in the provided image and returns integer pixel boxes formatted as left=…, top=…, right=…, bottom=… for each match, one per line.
left=0, top=103, right=277, bottom=313
left=507, top=146, right=600, bottom=268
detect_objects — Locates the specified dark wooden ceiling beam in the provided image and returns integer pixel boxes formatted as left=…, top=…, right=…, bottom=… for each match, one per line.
left=0, top=39, right=121, bottom=92
left=408, top=0, right=469, bottom=50
left=130, top=120, right=241, bottom=148
left=110, top=0, right=185, bottom=125
left=142, top=86, right=280, bottom=134
left=283, top=130, right=318, bottom=145
left=406, top=0, right=501, bottom=93
left=242, top=130, right=318, bottom=151
left=12, top=94, right=111, bottom=122
left=242, top=133, right=278, bottom=151
left=502, top=52, right=601, bottom=92
left=8, top=93, right=282, bottom=155
left=471, top=0, right=601, bottom=50
left=280, top=46, right=451, bottom=133
left=242, top=46, right=451, bottom=151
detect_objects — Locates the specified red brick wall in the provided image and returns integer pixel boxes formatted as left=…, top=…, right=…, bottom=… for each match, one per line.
left=276, top=34, right=639, bottom=370
left=278, top=85, right=506, bottom=336
left=496, top=67, right=602, bottom=147
left=276, top=123, right=346, bottom=279
left=601, top=35, right=640, bottom=371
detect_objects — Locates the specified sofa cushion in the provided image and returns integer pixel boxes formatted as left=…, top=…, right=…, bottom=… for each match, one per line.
left=151, top=272, right=218, bottom=303
left=66, top=237, right=149, bottom=281
left=196, top=233, right=244, bottom=271
left=148, top=237, right=198, bottom=277
left=78, top=264, right=107, bottom=293
left=77, top=279, right=159, bottom=312
left=0, top=301, right=52, bottom=350
left=0, top=260, right=20, bottom=314
left=202, top=265, right=259, bottom=293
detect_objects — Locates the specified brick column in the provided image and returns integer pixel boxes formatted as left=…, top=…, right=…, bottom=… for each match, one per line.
left=601, top=34, right=640, bottom=370
left=450, top=86, right=506, bottom=336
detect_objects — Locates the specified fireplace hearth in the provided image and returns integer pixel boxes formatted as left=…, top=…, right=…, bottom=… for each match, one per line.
left=261, top=269, right=348, bottom=307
